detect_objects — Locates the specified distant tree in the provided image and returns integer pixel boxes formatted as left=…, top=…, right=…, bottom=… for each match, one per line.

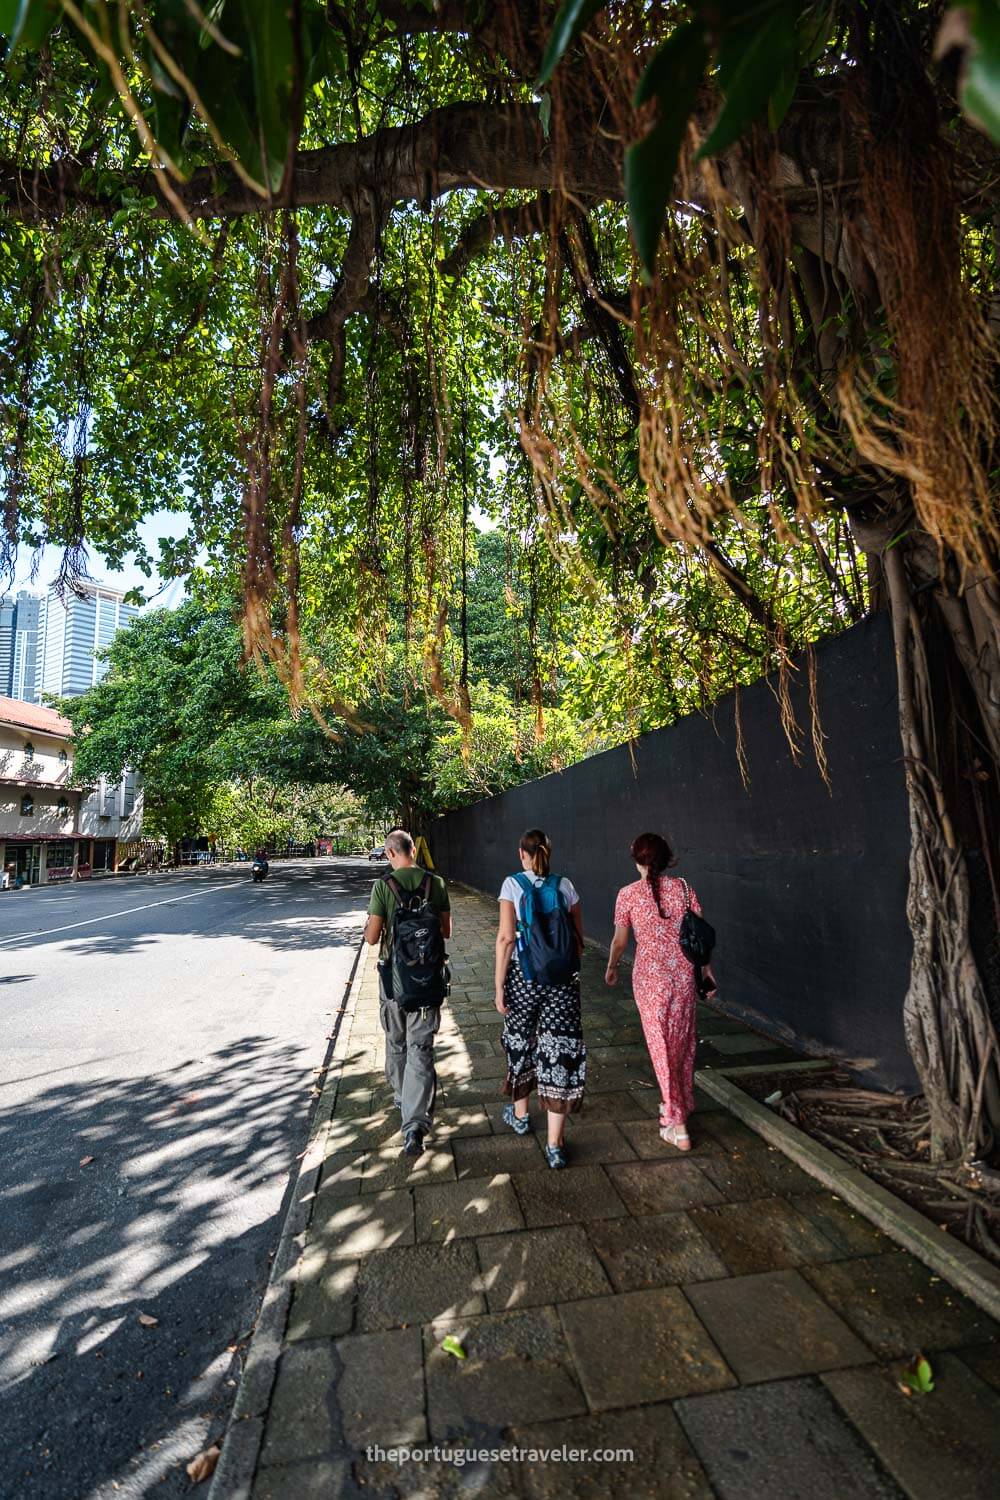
left=61, top=598, right=338, bottom=852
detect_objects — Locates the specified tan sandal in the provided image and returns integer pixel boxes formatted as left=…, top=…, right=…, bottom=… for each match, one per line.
left=659, top=1122, right=691, bottom=1151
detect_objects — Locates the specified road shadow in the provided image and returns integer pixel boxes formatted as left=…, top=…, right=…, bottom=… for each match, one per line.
left=2, top=859, right=374, bottom=959
left=0, top=1033, right=328, bottom=1499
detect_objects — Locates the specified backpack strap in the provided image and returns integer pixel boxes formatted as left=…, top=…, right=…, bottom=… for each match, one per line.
left=385, top=874, right=413, bottom=911
left=386, top=871, right=433, bottom=912
left=512, top=872, right=535, bottom=938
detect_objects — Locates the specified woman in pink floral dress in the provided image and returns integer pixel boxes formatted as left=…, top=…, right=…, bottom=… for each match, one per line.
left=605, top=832, right=712, bottom=1150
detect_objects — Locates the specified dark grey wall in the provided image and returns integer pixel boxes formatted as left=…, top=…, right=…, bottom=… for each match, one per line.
left=432, top=613, right=917, bottom=1091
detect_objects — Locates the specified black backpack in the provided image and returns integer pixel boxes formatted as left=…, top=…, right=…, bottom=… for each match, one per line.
left=386, top=872, right=447, bottom=1009
left=513, top=872, right=578, bottom=986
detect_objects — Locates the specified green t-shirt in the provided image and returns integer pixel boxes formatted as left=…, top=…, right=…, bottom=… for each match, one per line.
left=368, top=866, right=450, bottom=958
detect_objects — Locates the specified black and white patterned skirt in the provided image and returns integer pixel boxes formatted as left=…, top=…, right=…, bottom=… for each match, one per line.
left=501, top=960, right=586, bottom=1114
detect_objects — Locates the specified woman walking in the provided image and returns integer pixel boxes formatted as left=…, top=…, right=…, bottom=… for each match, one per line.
left=606, top=832, right=710, bottom=1151
left=495, top=829, right=586, bottom=1169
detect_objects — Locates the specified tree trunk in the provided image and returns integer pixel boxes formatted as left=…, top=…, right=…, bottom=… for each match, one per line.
left=884, top=543, right=1000, bottom=1160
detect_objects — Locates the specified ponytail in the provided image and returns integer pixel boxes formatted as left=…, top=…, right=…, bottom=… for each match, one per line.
left=519, top=828, right=551, bottom=877
left=629, top=831, right=675, bottom=919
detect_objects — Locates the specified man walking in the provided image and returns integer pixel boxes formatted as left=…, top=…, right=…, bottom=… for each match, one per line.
left=364, top=830, right=451, bottom=1157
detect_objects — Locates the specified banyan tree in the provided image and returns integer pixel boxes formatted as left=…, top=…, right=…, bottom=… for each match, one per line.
left=1, top=3, right=998, bottom=1188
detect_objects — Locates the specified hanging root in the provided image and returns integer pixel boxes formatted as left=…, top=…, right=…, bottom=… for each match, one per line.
left=841, top=14, right=998, bottom=573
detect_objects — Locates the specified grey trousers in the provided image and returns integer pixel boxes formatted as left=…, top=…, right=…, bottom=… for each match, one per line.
left=379, top=971, right=440, bottom=1134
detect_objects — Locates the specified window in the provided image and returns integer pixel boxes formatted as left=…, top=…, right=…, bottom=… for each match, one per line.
left=58, top=750, right=68, bottom=766
left=47, top=840, right=76, bottom=870
left=123, top=773, right=136, bottom=816
left=57, top=797, right=70, bottom=818
left=20, top=793, right=33, bottom=817
left=24, top=742, right=34, bottom=762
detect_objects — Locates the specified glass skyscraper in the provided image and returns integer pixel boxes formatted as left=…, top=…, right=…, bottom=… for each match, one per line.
left=0, top=590, right=42, bottom=703
left=0, top=595, right=13, bottom=695
left=35, top=582, right=139, bottom=698
left=1, top=582, right=138, bottom=703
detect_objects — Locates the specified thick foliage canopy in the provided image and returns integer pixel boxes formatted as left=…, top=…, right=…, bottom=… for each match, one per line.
left=3, top=3, right=1000, bottom=1164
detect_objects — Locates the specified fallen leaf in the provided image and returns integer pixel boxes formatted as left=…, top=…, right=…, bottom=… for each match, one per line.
left=168, top=1093, right=202, bottom=1114
left=185, top=1445, right=221, bottom=1484
left=79, top=1156, right=95, bottom=1167
left=137, top=1313, right=159, bottom=1328
left=440, top=1335, right=467, bottom=1361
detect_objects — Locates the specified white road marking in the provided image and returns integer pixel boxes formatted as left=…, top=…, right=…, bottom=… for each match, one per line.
left=0, top=879, right=245, bottom=946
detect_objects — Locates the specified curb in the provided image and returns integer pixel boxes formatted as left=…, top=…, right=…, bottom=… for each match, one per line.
left=696, top=1067, right=1000, bottom=1321
left=207, top=938, right=369, bottom=1500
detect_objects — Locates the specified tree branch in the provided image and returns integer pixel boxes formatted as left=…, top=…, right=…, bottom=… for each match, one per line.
left=307, top=200, right=385, bottom=421
left=0, top=103, right=622, bottom=224
left=702, top=538, right=782, bottom=637
left=440, top=193, right=552, bottom=280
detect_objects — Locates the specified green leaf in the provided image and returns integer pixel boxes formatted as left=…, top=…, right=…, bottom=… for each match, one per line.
left=961, top=0, right=1000, bottom=143
left=153, top=91, right=194, bottom=169
left=698, top=6, right=797, bottom=160
left=536, top=0, right=604, bottom=87
left=216, top=91, right=265, bottom=183
left=798, top=2, right=834, bottom=67
left=538, top=90, right=552, bottom=139
left=440, top=1334, right=467, bottom=1360
left=625, top=23, right=710, bottom=274
left=239, top=0, right=297, bottom=191
left=899, top=1353, right=935, bottom=1395
left=3, top=0, right=60, bottom=60
left=767, top=64, right=799, bottom=131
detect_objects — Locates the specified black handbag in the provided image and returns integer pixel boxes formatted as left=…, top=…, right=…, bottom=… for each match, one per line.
left=678, top=879, right=716, bottom=996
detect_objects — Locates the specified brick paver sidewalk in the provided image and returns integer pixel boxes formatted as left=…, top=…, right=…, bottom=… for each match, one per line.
left=238, top=887, right=1000, bottom=1500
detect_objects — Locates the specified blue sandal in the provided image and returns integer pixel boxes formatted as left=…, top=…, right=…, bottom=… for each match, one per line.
left=544, top=1144, right=568, bottom=1170
left=502, top=1104, right=532, bottom=1136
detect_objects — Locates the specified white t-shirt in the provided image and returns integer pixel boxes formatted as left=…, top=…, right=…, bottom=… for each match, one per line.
left=499, top=873, right=580, bottom=919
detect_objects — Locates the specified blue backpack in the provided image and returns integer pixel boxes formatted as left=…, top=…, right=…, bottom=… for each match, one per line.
left=514, top=873, right=577, bottom=985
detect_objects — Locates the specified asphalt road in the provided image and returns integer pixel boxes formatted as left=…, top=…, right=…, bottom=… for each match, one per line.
left=0, top=857, right=373, bottom=1500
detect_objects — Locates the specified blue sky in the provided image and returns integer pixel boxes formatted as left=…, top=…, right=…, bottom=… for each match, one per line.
left=12, top=512, right=191, bottom=609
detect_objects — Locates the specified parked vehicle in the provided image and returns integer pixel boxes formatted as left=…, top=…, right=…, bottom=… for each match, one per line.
left=368, top=846, right=386, bottom=862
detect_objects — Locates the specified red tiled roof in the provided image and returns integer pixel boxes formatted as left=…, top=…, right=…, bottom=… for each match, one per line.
left=0, top=696, right=72, bottom=737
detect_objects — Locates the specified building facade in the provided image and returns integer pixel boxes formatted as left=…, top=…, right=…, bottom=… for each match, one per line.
left=35, top=582, right=139, bottom=699
left=12, top=591, right=41, bottom=701
left=0, top=591, right=42, bottom=703
left=0, top=596, right=12, bottom=694
left=0, top=696, right=143, bottom=887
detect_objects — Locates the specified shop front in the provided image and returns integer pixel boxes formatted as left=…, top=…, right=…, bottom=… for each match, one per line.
left=5, top=839, right=42, bottom=887
left=2, top=836, right=79, bottom=887
left=44, top=839, right=78, bottom=882
left=90, top=838, right=117, bottom=874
